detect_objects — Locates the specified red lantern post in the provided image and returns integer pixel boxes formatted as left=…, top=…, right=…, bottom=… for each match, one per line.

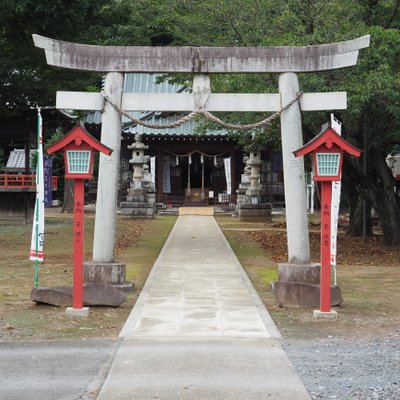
left=320, top=180, right=332, bottom=312
left=72, top=179, right=84, bottom=309
left=47, top=125, right=112, bottom=316
left=294, top=127, right=361, bottom=318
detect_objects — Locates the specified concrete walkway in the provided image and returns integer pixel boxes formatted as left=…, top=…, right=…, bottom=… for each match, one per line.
left=97, top=215, right=310, bottom=399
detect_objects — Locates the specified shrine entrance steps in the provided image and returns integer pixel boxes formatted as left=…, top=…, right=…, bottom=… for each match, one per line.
left=178, top=206, right=214, bottom=216
left=97, top=215, right=310, bottom=400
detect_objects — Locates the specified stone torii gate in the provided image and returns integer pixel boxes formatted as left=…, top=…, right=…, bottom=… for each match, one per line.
left=33, top=34, right=369, bottom=297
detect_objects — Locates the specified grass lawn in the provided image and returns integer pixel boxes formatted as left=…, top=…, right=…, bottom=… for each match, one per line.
left=0, top=211, right=176, bottom=341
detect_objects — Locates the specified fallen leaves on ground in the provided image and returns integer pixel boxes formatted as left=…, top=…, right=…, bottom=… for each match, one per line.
left=115, top=219, right=148, bottom=252
left=248, top=230, right=400, bottom=267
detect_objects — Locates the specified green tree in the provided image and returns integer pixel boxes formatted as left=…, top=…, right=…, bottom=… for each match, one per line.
left=340, top=26, right=400, bottom=245
left=0, top=0, right=119, bottom=116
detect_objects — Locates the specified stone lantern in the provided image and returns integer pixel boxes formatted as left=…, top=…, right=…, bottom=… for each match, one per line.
left=120, top=134, right=155, bottom=216
left=236, top=151, right=271, bottom=222
left=245, top=151, right=263, bottom=202
left=129, top=134, right=150, bottom=190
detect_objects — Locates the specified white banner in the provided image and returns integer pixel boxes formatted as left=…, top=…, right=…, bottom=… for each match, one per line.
left=150, top=156, right=156, bottom=184
left=330, top=114, right=342, bottom=267
left=224, top=157, right=232, bottom=195
left=30, top=109, right=45, bottom=263
left=162, top=155, right=171, bottom=193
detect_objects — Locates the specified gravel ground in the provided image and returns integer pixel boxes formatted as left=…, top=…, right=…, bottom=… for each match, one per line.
left=283, top=333, right=400, bottom=400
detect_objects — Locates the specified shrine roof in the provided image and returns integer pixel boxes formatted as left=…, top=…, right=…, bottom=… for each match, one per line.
left=124, top=73, right=184, bottom=95
left=123, top=112, right=227, bottom=137
left=3, top=149, right=35, bottom=172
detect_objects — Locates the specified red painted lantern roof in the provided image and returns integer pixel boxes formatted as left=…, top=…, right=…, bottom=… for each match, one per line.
left=47, top=124, right=112, bottom=155
left=293, top=127, right=361, bottom=158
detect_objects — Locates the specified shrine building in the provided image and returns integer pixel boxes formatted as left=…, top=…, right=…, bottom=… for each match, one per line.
left=84, top=74, right=284, bottom=208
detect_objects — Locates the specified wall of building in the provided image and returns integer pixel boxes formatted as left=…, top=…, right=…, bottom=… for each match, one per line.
left=0, top=192, right=35, bottom=219
left=260, top=151, right=285, bottom=207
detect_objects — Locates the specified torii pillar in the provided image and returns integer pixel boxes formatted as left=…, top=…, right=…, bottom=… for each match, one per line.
left=279, top=73, right=310, bottom=264
left=92, top=72, right=123, bottom=263
left=33, top=34, right=369, bottom=304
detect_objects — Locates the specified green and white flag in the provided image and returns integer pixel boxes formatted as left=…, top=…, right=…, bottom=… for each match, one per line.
left=30, top=108, right=45, bottom=286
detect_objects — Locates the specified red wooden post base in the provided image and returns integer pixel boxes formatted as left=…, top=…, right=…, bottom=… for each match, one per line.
left=73, top=179, right=85, bottom=309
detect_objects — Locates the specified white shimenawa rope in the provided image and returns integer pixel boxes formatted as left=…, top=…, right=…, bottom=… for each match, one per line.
left=101, top=91, right=303, bottom=132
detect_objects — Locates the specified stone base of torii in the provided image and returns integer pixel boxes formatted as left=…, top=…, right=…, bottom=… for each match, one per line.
left=273, top=263, right=343, bottom=308
left=33, top=34, right=369, bottom=307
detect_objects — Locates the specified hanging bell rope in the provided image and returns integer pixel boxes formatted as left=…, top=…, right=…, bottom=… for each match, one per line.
left=101, top=91, right=303, bottom=132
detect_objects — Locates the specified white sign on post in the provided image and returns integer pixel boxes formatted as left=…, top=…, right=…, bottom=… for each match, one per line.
left=162, top=156, right=171, bottom=193
left=224, top=157, right=232, bottom=195
left=150, top=156, right=156, bottom=185
left=330, top=114, right=342, bottom=268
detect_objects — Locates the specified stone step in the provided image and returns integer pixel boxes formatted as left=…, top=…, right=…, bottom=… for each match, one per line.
left=178, top=207, right=214, bottom=216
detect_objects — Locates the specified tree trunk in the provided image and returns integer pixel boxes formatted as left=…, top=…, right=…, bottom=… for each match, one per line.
left=62, top=178, right=74, bottom=213
left=344, top=145, right=400, bottom=246
left=348, top=195, right=373, bottom=237
left=374, top=195, right=400, bottom=245
left=342, top=167, right=372, bottom=237
left=368, top=145, right=400, bottom=246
